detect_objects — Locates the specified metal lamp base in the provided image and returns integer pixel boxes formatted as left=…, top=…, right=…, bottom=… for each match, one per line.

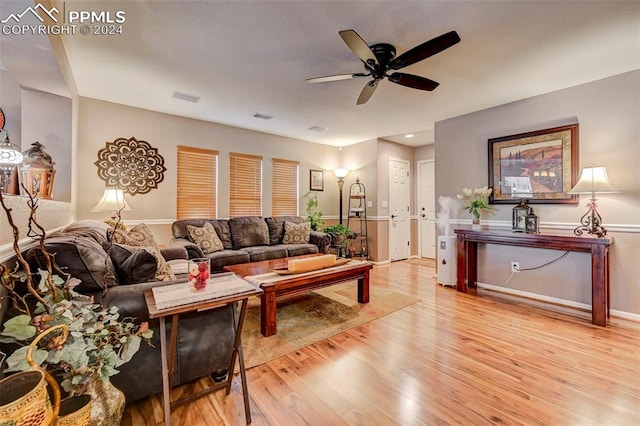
left=573, top=198, right=607, bottom=238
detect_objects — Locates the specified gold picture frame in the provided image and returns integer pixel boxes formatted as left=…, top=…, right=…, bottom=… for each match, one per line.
left=488, top=124, right=579, bottom=204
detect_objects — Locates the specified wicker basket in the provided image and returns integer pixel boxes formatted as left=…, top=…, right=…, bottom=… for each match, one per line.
left=56, top=395, right=91, bottom=426
left=0, top=324, right=69, bottom=425
left=0, top=369, right=53, bottom=425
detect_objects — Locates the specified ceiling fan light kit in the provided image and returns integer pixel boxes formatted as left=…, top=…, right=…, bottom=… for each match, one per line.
left=307, top=29, right=460, bottom=104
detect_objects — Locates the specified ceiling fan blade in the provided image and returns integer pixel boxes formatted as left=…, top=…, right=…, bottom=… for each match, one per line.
left=306, top=72, right=368, bottom=83
left=339, top=29, right=378, bottom=66
left=388, top=73, right=440, bottom=91
left=388, top=31, right=460, bottom=70
left=357, top=80, right=378, bottom=105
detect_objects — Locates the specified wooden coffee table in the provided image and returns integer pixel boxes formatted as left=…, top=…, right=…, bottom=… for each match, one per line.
left=224, top=254, right=372, bottom=336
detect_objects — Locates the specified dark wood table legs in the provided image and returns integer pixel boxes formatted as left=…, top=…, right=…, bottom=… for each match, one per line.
left=455, top=229, right=612, bottom=327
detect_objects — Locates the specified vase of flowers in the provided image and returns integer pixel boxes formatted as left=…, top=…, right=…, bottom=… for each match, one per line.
left=457, top=186, right=493, bottom=230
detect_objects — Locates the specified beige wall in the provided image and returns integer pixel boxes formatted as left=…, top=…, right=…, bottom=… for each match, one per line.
left=341, top=139, right=377, bottom=216
left=0, top=72, right=74, bottom=255
left=434, top=71, right=640, bottom=316
left=75, top=97, right=342, bottom=241
left=1, top=70, right=23, bottom=145
left=22, top=90, right=73, bottom=202
left=414, top=144, right=435, bottom=162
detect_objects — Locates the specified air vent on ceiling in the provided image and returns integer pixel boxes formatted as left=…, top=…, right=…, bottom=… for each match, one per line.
left=252, top=112, right=274, bottom=120
left=308, top=126, right=327, bottom=132
left=172, top=91, right=200, bottom=103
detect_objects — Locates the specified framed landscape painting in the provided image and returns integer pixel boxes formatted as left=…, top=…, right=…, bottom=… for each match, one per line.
left=488, top=124, right=579, bottom=204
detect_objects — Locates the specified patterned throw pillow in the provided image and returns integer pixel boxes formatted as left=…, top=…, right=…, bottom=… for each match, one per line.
left=109, top=223, right=176, bottom=281
left=111, top=223, right=156, bottom=246
left=282, top=221, right=311, bottom=245
left=186, top=222, right=224, bottom=254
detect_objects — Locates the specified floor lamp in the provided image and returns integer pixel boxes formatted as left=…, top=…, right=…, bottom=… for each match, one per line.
left=333, top=168, right=349, bottom=224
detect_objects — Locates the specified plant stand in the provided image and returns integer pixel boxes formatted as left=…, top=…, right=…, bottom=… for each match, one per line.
left=347, top=178, right=368, bottom=259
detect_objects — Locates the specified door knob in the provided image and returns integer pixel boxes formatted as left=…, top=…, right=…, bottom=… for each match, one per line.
left=391, top=214, right=397, bottom=219
left=421, top=214, right=426, bottom=218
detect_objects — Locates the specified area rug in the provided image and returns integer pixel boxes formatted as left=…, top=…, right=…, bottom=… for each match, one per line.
left=240, top=282, right=420, bottom=369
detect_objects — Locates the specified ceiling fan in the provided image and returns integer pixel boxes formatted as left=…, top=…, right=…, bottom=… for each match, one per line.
left=307, top=29, right=461, bottom=105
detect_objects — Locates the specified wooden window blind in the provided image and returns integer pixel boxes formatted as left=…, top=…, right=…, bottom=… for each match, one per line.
left=177, top=145, right=218, bottom=219
left=229, top=152, right=262, bottom=217
left=272, top=158, right=299, bottom=216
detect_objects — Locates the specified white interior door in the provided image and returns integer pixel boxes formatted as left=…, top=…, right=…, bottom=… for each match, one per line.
left=418, top=160, right=436, bottom=258
left=389, top=158, right=410, bottom=261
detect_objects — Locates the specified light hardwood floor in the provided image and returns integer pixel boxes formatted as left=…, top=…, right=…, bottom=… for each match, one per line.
left=122, top=260, right=640, bottom=425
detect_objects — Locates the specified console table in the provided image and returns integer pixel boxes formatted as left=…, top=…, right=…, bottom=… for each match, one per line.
left=454, top=228, right=613, bottom=327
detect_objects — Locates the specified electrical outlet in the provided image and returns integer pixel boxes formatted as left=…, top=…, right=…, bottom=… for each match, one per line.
left=511, top=262, right=520, bottom=273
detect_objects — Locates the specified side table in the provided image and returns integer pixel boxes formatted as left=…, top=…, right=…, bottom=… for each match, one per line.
left=144, top=281, right=262, bottom=425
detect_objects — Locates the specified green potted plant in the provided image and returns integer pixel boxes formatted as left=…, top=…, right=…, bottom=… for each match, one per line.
left=457, top=186, right=493, bottom=229
left=303, top=191, right=324, bottom=231
left=323, top=223, right=351, bottom=256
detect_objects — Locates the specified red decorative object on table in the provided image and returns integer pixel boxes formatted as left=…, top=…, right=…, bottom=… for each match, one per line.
left=188, top=258, right=210, bottom=290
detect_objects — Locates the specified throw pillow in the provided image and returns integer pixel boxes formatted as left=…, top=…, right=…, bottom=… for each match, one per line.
left=109, top=223, right=176, bottom=281
left=282, top=221, right=311, bottom=245
left=186, top=222, right=224, bottom=254
left=123, top=243, right=175, bottom=282
left=228, top=216, right=270, bottom=249
left=111, top=223, right=156, bottom=246
left=108, top=244, right=158, bottom=285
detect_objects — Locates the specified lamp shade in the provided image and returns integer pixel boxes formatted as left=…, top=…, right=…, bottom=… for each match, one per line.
left=333, top=168, right=350, bottom=179
left=91, top=187, right=132, bottom=213
left=568, top=166, right=618, bottom=195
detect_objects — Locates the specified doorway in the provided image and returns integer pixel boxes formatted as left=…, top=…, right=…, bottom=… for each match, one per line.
left=418, top=160, right=436, bottom=258
left=388, top=158, right=410, bottom=261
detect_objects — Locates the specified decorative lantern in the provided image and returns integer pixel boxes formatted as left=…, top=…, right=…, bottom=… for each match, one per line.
left=20, top=142, right=56, bottom=199
left=525, top=207, right=539, bottom=233
left=0, top=130, right=23, bottom=194
left=512, top=198, right=529, bottom=232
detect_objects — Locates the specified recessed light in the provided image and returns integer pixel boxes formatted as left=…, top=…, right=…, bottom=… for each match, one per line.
left=309, top=126, right=327, bottom=132
left=405, top=134, right=415, bottom=138
left=172, top=91, right=200, bottom=103
left=252, top=112, right=274, bottom=120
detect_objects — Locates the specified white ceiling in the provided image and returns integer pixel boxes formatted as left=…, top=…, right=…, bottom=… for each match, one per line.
left=1, top=1, right=639, bottom=147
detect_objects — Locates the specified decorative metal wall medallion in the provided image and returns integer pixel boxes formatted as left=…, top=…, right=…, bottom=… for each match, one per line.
left=94, top=137, right=166, bottom=195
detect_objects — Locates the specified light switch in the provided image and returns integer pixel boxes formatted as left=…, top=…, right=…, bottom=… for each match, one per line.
left=381, top=201, right=388, bottom=208
left=367, top=201, right=373, bottom=208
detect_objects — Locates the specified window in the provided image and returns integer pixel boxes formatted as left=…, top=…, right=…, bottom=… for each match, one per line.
left=229, top=152, right=262, bottom=217
left=272, top=158, right=299, bottom=216
left=177, top=145, right=217, bottom=219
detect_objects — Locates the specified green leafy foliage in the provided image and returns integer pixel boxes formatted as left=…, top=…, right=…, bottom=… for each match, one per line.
left=1, top=315, right=36, bottom=341
left=323, top=224, right=351, bottom=249
left=303, top=192, right=324, bottom=231
left=0, top=269, right=154, bottom=396
left=457, top=187, right=493, bottom=220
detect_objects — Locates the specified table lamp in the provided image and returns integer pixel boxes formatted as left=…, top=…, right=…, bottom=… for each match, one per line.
left=91, top=187, right=132, bottom=220
left=568, top=166, right=618, bottom=238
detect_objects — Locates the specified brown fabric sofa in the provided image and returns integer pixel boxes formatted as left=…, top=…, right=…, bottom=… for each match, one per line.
left=169, top=216, right=331, bottom=271
left=1, top=220, right=236, bottom=404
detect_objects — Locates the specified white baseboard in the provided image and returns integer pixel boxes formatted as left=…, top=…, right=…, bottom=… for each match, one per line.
left=478, top=282, right=640, bottom=323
